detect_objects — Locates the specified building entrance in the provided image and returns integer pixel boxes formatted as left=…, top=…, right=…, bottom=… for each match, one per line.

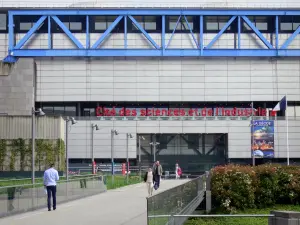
left=138, top=133, right=228, bottom=174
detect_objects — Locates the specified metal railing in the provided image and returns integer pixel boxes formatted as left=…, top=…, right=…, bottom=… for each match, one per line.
left=0, top=175, right=106, bottom=218
left=147, top=175, right=205, bottom=225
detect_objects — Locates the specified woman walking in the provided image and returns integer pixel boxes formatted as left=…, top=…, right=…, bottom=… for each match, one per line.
left=144, top=167, right=154, bottom=197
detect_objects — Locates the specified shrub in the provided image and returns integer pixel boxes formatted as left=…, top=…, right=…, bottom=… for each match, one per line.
left=211, top=164, right=255, bottom=213
left=210, top=164, right=300, bottom=212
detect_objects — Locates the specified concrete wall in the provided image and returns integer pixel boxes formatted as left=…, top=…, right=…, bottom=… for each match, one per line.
left=0, top=0, right=299, bottom=8
left=67, top=118, right=300, bottom=159
left=0, top=58, right=35, bottom=115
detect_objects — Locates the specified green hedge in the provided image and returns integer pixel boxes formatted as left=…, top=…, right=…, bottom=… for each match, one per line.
left=211, top=164, right=300, bottom=213
left=0, top=138, right=65, bottom=172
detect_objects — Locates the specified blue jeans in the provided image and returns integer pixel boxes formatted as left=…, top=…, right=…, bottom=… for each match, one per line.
left=154, top=175, right=160, bottom=190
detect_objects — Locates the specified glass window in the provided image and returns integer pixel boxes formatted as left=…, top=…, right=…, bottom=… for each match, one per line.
left=293, top=23, right=300, bottom=30
left=70, top=22, right=82, bottom=30
left=54, top=106, right=65, bottom=115
left=107, top=16, right=117, bottom=27
left=95, top=16, right=106, bottom=30
left=0, top=14, right=6, bottom=30
left=281, top=22, right=292, bottom=30
left=182, top=16, right=193, bottom=30
left=169, top=16, right=181, bottom=30
left=63, top=22, right=70, bottom=29
left=42, top=106, right=54, bottom=114
left=144, top=16, right=156, bottom=30
left=65, top=106, right=76, bottom=116
left=255, top=16, right=268, bottom=30
left=20, top=22, right=32, bottom=31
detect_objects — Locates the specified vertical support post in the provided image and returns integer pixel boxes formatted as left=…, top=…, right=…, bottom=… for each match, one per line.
left=138, top=136, right=141, bottom=182
left=91, top=124, right=94, bottom=174
left=162, top=15, right=165, bottom=55
left=48, top=16, right=52, bottom=49
left=238, top=16, right=241, bottom=49
left=124, top=16, right=127, bottom=49
left=200, top=15, right=203, bottom=56
left=111, top=131, right=114, bottom=185
left=275, top=16, right=279, bottom=50
left=286, top=95, right=289, bottom=166
left=251, top=102, right=255, bottom=166
left=8, top=12, right=14, bottom=51
left=205, top=171, right=212, bottom=213
left=86, top=15, right=90, bottom=49
left=126, top=134, right=129, bottom=184
left=31, top=108, right=35, bottom=184
left=66, top=120, right=69, bottom=181
left=153, top=144, right=156, bottom=162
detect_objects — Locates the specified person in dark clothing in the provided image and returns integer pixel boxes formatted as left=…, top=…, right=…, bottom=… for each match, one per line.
left=152, top=161, right=163, bottom=190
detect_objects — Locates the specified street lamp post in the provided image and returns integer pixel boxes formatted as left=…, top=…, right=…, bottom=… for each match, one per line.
left=126, top=133, right=133, bottom=184
left=138, top=135, right=145, bottom=181
left=65, top=117, right=77, bottom=181
left=149, top=142, right=160, bottom=163
left=111, top=129, right=119, bottom=185
left=91, top=124, right=99, bottom=174
left=31, top=107, right=45, bottom=184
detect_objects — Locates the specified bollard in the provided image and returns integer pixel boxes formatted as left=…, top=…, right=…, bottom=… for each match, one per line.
left=269, top=211, right=300, bottom=225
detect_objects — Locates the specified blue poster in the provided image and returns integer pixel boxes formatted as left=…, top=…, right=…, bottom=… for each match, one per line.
left=251, top=120, right=274, bottom=158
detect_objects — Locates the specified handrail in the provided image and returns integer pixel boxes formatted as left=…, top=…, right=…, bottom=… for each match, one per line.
left=0, top=175, right=103, bottom=189
left=0, top=174, right=97, bottom=182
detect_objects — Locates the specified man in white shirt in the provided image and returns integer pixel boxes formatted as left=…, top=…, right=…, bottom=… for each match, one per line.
left=43, top=164, right=59, bottom=211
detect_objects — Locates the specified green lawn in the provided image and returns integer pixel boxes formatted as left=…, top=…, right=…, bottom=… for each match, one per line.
left=184, top=205, right=300, bottom=225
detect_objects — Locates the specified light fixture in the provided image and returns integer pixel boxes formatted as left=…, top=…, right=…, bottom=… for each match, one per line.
left=112, top=129, right=119, bottom=135
left=35, top=108, right=45, bottom=116
left=70, top=117, right=77, bottom=125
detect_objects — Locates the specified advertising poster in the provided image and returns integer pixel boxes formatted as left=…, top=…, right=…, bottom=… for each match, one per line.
left=251, top=120, right=274, bottom=158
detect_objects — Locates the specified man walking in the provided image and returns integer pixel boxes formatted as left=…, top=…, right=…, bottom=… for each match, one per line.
left=152, top=161, right=163, bottom=190
left=43, top=163, right=59, bottom=211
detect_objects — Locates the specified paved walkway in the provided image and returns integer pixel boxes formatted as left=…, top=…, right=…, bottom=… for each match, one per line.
left=0, top=179, right=189, bottom=225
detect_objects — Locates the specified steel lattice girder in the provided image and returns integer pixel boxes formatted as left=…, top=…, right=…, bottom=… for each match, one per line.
left=3, top=9, right=300, bottom=63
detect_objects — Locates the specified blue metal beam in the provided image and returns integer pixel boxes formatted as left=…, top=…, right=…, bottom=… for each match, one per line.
left=92, top=15, right=123, bottom=49
left=183, top=15, right=198, bottom=48
left=242, top=16, right=274, bottom=49
left=9, top=49, right=300, bottom=57
left=51, top=16, right=84, bottom=49
left=9, top=9, right=300, bottom=16
left=15, top=16, right=47, bottom=49
left=280, top=25, right=300, bottom=49
left=206, top=16, right=237, bottom=49
left=128, top=15, right=159, bottom=49
left=124, top=16, right=127, bottom=49
left=162, top=15, right=165, bottom=54
left=200, top=15, right=203, bottom=56
left=8, top=12, right=14, bottom=52
left=275, top=16, right=279, bottom=49
left=48, top=16, right=52, bottom=49
left=166, top=16, right=181, bottom=49
left=237, top=16, right=241, bottom=49
left=86, top=15, right=90, bottom=49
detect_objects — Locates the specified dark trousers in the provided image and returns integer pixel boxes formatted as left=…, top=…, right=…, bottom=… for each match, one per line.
left=46, top=185, right=57, bottom=210
left=153, top=175, right=161, bottom=189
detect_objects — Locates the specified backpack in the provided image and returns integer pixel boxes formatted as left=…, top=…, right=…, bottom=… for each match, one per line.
left=143, top=172, right=148, bottom=182
left=177, top=167, right=182, bottom=176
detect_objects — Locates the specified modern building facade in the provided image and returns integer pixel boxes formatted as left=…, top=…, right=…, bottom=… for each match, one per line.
left=1, top=0, right=300, bottom=172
